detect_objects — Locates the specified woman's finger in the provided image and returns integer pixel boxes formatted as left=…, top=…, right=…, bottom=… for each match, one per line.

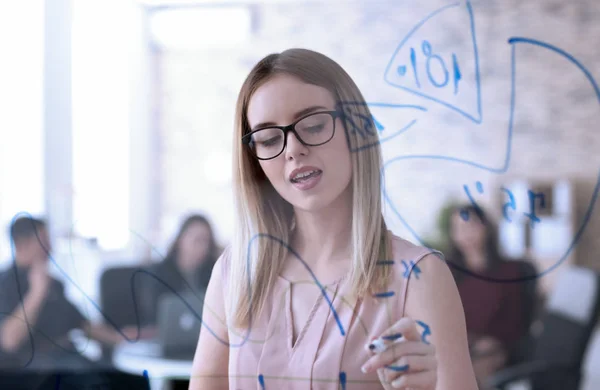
left=366, top=318, right=422, bottom=353
left=380, top=355, right=437, bottom=384
left=390, top=370, right=437, bottom=389
left=362, top=341, right=435, bottom=373
left=368, top=332, right=405, bottom=353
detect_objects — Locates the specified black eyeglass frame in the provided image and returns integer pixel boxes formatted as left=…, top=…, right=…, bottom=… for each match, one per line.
left=241, top=110, right=342, bottom=160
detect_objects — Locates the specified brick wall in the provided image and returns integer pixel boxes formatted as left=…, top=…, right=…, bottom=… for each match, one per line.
left=155, top=0, right=600, bottom=282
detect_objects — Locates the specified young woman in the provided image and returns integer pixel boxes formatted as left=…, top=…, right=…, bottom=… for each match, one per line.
left=446, top=204, right=530, bottom=386
left=138, top=214, right=220, bottom=329
left=190, top=49, right=477, bottom=389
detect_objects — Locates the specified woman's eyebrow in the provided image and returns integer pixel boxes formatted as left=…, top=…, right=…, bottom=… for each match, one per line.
left=250, top=105, right=329, bottom=131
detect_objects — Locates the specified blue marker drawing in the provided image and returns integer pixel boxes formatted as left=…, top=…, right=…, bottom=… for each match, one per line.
left=409, top=47, right=420, bottom=88
left=383, top=0, right=482, bottom=123
left=383, top=36, right=600, bottom=283
left=460, top=181, right=485, bottom=221
left=2, top=9, right=598, bottom=388
left=452, top=53, right=462, bottom=94
left=337, top=101, right=427, bottom=152
left=373, top=291, right=395, bottom=298
left=501, top=187, right=517, bottom=222
left=128, top=269, right=243, bottom=347
left=373, top=116, right=385, bottom=132
left=4, top=212, right=103, bottom=366
left=421, top=40, right=449, bottom=88
left=2, top=213, right=243, bottom=362
left=248, top=234, right=346, bottom=337
left=339, top=371, right=347, bottom=390
left=524, top=189, right=546, bottom=227
left=416, top=320, right=432, bottom=344
left=401, top=260, right=421, bottom=280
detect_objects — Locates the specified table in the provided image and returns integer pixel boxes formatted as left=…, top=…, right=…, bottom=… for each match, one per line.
left=112, top=340, right=193, bottom=390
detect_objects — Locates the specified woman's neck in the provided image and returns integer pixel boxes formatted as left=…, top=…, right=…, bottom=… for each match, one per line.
left=463, top=249, right=488, bottom=272
left=175, top=256, right=201, bottom=273
left=291, top=191, right=353, bottom=268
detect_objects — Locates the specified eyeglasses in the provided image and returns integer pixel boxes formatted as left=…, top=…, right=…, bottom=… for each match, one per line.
left=242, top=110, right=341, bottom=160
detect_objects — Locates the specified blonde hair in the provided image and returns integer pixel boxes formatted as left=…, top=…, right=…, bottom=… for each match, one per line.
left=229, top=48, right=392, bottom=328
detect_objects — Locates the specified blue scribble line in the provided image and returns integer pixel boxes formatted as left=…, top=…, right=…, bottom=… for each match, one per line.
left=467, top=0, right=483, bottom=122
left=3, top=213, right=93, bottom=367
left=373, top=291, right=395, bottom=298
left=381, top=36, right=516, bottom=175
left=249, top=234, right=346, bottom=336
left=501, top=186, right=517, bottom=222
left=337, top=101, right=427, bottom=152
left=383, top=1, right=483, bottom=124
left=339, top=372, right=347, bottom=390
left=2, top=11, right=598, bottom=388
left=401, top=260, right=421, bottom=280
left=416, top=320, right=432, bottom=344
left=0, top=212, right=245, bottom=367
left=353, top=119, right=418, bottom=153
left=462, top=181, right=486, bottom=220
left=384, top=37, right=600, bottom=283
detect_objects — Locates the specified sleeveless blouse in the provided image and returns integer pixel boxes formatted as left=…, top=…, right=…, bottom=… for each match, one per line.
left=222, top=235, right=438, bottom=389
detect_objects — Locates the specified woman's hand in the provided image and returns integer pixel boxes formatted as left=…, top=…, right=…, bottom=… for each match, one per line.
left=361, top=318, right=437, bottom=389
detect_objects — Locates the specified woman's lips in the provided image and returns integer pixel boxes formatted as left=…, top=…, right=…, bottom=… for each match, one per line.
left=290, top=170, right=323, bottom=190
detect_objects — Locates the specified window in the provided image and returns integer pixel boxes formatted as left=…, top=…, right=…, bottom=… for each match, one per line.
left=71, top=0, right=137, bottom=251
left=0, top=1, right=45, bottom=263
left=149, top=6, right=252, bottom=50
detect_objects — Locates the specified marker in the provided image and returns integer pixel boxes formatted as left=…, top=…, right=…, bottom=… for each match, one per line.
left=368, top=333, right=404, bottom=353
left=368, top=338, right=387, bottom=353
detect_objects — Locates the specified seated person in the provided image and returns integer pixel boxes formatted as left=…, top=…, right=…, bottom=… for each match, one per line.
left=136, top=214, right=220, bottom=333
left=445, top=205, right=531, bottom=387
left=0, top=216, right=131, bottom=388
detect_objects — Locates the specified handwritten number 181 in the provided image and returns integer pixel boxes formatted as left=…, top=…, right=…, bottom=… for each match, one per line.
left=400, top=40, right=462, bottom=95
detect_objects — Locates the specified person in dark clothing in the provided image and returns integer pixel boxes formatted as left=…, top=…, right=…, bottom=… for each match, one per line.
left=0, top=264, right=88, bottom=366
left=128, top=214, right=220, bottom=390
left=0, top=216, right=147, bottom=389
left=137, top=214, right=220, bottom=330
left=444, top=204, right=531, bottom=387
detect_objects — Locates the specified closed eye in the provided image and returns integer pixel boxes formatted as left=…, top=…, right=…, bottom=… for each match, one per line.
left=257, top=135, right=282, bottom=147
left=303, top=124, right=325, bottom=133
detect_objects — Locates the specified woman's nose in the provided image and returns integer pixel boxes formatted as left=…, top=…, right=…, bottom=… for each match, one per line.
left=284, top=131, right=309, bottom=160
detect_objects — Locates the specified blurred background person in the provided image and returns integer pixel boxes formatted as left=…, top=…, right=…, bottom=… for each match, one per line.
left=0, top=216, right=134, bottom=389
left=444, top=204, right=535, bottom=387
left=134, top=213, right=221, bottom=335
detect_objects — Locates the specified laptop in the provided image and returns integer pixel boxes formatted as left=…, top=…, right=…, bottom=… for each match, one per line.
left=156, top=290, right=205, bottom=360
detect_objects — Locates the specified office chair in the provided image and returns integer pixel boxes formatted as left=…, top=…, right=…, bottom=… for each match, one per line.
left=98, top=264, right=153, bottom=390
left=98, top=265, right=152, bottom=358
left=580, top=328, right=600, bottom=390
left=99, top=265, right=149, bottom=329
left=487, top=265, right=600, bottom=390
left=506, top=259, right=542, bottom=366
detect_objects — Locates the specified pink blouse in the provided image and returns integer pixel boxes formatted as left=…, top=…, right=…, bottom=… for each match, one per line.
left=223, top=234, right=437, bottom=389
